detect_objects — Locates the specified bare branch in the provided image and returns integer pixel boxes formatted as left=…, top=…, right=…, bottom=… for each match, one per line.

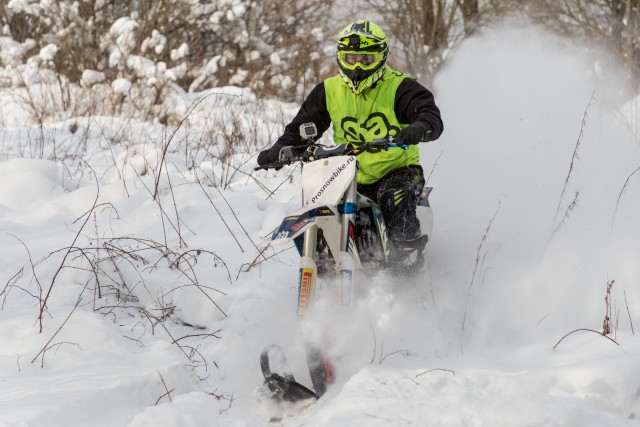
left=415, top=368, right=456, bottom=378
left=552, top=328, right=623, bottom=351
left=462, top=202, right=501, bottom=331
left=549, top=90, right=596, bottom=241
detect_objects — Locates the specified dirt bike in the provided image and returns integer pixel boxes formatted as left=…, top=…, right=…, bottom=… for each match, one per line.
left=255, top=122, right=433, bottom=403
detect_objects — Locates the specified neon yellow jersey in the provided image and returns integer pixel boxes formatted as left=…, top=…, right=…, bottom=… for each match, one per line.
left=324, top=66, right=420, bottom=184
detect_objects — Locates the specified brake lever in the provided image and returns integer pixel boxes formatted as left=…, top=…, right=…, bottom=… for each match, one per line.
left=365, top=139, right=393, bottom=153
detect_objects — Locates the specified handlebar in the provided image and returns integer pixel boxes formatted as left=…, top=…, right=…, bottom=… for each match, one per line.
left=255, top=139, right=408, bottom=171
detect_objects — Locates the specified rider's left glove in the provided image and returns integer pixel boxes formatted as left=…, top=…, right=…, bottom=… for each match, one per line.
left=394, top=122, right=432, bottom=145
left=257, top=143, right=285, bottom=166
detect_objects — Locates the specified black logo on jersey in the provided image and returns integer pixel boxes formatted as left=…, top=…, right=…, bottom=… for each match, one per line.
left=340, top=112, right=399, bottom=144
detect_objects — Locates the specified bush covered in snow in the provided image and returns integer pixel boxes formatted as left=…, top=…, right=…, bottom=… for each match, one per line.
left=0, top=0, right=335, bottom=123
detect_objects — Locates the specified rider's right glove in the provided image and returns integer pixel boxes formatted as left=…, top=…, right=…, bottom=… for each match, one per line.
left=257, top=143, right=285, bottom=166
left=395, top=122, right=432, bottom=145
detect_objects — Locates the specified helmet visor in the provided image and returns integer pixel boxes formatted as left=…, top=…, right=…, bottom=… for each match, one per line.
left=339, top=51, right=383, bottom=70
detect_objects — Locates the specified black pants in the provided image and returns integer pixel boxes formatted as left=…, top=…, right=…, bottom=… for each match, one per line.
left=358, top=165, right=425, bottom=242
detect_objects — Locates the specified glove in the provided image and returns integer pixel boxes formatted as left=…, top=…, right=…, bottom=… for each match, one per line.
left=257, top=143, right=285, bottom=166
left=395, top=122, right=432, bottom=145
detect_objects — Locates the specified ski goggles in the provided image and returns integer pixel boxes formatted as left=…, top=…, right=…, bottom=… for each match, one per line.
left=338, top=51, right=383, bottom=70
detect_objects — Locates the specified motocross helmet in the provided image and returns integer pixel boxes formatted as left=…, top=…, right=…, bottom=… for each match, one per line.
left=336, top=20, right=389, bottom=92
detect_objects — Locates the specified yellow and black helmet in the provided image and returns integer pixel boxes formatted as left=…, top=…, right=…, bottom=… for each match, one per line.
left=336, top=20, right=389, bottom=86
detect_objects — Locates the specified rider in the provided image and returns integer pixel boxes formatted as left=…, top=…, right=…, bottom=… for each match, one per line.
left=257, top=20, right=443, bottom=255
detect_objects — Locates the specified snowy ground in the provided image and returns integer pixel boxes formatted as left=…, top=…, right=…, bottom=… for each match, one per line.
left=1, top=23, right=640, bottom=427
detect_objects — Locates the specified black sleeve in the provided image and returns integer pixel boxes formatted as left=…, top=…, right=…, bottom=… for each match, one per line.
left=274, top=82, right=332, bottom=147
left=394, top=78, right=444, bottom=142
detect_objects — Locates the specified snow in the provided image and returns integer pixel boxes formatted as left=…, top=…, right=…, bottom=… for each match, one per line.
left=0, top=37, right=31, bottom=66
left=7, top=0, right=38, bottom=15
left=112, top=77, right=132, bottom=94
left=38, top=44, right=58, bottom=62
left=110, top=17, right=139, bottom=53
left=171, top=43, right=190, bottom=62
left=270, top=52, right=282, bottom=66
left=81, top=70, right=106, bottom=87
left=1, top=22, right=640, bottom=427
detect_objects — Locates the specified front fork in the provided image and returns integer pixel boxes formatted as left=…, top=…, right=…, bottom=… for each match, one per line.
left=298, top=224, right=334, bottom=396
left=337, top=179, right=357, bottom=308
left=297, top=225, right=318, bottom=316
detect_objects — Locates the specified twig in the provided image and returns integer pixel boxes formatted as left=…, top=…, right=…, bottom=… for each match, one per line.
left=254, top=163, right=301, bottom=200
left=211, top=390, right=234, bottom=415
left=369, top=319, right=377, bottom=365
left=462, top=202, right=500, bottom=330
left=165, top=250, right=229, bottom=318
left=73, top=202, right=120, bottom=225
left=122, top=335, right=145, bottom=348
left=624, top=289, right=635, bottom=335
left=92, top=212, right=102, bottom=303
left=415, top=368, right=455, bottom=378
left=536, top=314, right=550, bottom=326
left=403, top=376, right=419, bottom=386
left=603, top=280, right=614, bottom=335
left=548, top=191, right=579, bottom=240
left=153, top=93, right=215, bottom=199
left=1, top=267, right=25, bottom=309
left=171, top=331, right=222, bottom=344
left=195, top=180, right=244, bottom=252
left=31, top=290, right=85, bottom=364
left=425, top=150, right=443, bottom=185
left=236, top=242, right=293, bottom=277
left=611, top=165, right=640, bottom=233
left=39, top=342, right=82, bottom=368
left=155, top=372, right=174, bottom=405
left=549, top=91, right=595, bottom=239
left=37, top=164, right=99, bottom=332
left=8, top=235, right=43, bottom=301
left=379, top=349, right=410, bottom=365
left=163, top=283, right=227, bottom=298
left=134, top=170, right=187, bottom=248
left=213, top=186, right=266, bottom=259
left=164, top=164, right=186, bottom=249
left=169, top=248, right=231, bottom=284
left=552, top=328, right=623, bottom=351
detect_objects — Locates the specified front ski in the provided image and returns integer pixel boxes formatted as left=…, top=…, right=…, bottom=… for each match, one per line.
left=260, top=345, right=318, bottom=402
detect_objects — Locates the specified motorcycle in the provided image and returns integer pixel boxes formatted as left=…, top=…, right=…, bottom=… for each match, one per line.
left=255, top=122, right=433, bottom=402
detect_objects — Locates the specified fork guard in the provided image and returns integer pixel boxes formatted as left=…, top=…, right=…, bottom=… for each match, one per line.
left=271, top=203, right=340, bottom=243
left=270, top=202, right=363, bottom=270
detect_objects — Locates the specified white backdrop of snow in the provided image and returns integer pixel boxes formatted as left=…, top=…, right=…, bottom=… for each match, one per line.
left=0, top=23, right=639, bottom=427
